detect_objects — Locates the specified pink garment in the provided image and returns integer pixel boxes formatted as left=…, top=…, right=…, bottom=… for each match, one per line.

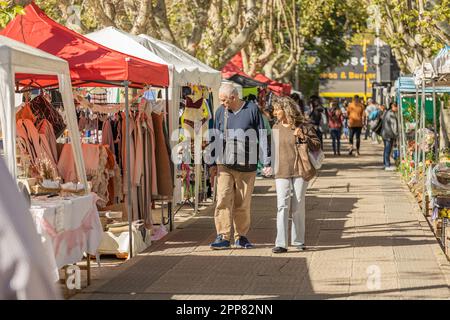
left=81, top=144, right=100, bottom=175
left=327, top=108, right=344, bottom=129
left=16, top=119, right=58, bottom=176
left=78, top=115, right=87, bottom=131
left=121, top=112, right=136, bottom=195
left=101, top=120, right=115, bottom=157
left=39, top=133, right=58, bottom=173
left=57, top=144, right=100, bottom=182
left=16, top=119, right=42, bottom=164
left=38, top=120, right=58, bottom=164
left=56, top=144, right=77, bottom=182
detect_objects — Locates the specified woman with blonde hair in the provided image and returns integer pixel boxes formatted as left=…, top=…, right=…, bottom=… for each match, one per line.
left=264, top=96, right=321, bottom=253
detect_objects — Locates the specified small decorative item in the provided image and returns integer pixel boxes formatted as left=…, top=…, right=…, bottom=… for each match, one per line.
left=36, top=156, right=57, bottom=181
left=18, top=154, right=32, bottom=178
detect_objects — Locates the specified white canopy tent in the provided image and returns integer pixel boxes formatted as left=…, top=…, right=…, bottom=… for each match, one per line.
left=433, top=46, right=450, bottom=76
left=137, top=34, right=222, bottom=211
left=86, top=27, right=222, bottom=135
left=413, top=62, right=436, bottom=86
left=86, top=27, right=222, bottom=207
left=433, top=46, right=450, bottom=86
left=0, top=35, right=87, bottom=188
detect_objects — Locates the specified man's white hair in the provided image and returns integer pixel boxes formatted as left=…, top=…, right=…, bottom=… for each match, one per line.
left=219, top=83, right=239, bottom=98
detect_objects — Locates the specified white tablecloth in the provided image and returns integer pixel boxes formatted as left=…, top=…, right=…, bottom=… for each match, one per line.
left=30, top=193, right=103, bottom=280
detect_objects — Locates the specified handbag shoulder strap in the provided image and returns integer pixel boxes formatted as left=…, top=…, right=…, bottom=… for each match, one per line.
left=302, top=123, right=321, bottom=151
left=223, top=107, right=228, bottom=143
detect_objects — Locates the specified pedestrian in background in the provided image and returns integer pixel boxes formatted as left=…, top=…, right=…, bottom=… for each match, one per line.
left=308, top=95, right=325, bottom=149
left=347, top=95, right=365, bottom=156
left=364, top=98, right=378, bottom=143
left=264, top=97, right=321, bottom=253
left=381, top=102, right=399, bottom=171
left=327, top=101, right=344, bottom=156
left=290, top=93, right=306, bottom=115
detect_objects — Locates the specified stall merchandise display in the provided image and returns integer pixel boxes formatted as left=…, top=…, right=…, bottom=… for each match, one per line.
left=181, top=85, right=212, bottom=139
left=29, top=193, right=103, bottom=281
left=75, top=92, right=174, bottom=232
left=29, top=94, right=66, bottom=138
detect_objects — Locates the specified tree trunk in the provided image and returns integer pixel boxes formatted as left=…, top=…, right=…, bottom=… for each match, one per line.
left=217, top=0, right=259, bottom=69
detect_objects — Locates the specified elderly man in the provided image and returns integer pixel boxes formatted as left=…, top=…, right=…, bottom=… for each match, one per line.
left=208, top=84, right=270, bottom=249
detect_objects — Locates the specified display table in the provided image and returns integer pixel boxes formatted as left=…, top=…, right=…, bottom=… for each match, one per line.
left=29, top=193, right=103, bottom=282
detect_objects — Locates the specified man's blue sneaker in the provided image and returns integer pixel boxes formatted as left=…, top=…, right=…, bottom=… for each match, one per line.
left=210, top=235, right=231, bottom=250
left=235, top=236, right=254, bottom=249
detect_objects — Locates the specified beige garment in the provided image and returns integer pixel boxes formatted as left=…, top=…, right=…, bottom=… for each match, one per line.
left=121, top=113, right=140, bottom=221
left=90, top=146, right=110, bottom=207
left=214, top=165, right=256, bottom=241
left=144, top=113, right=158, bottom=196
left=272, top=124, right=298, bottom=179
left=139, top=114, right=155, bottom=228
left=152, top=113, right=173, bottom=197
left=121, top=112, right=136, bottom=195
left=272, top=123, right=321, bottom=181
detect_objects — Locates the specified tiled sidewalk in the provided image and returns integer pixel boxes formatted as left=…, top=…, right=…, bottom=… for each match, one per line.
left=72, top=139, right=450, bottom=300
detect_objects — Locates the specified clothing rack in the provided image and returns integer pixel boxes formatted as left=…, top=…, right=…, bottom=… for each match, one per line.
left=77, top=84, right=174, bottom=259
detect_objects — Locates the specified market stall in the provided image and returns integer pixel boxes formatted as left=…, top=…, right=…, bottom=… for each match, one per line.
left=85, top=27, right=222, bottom=214
left=1, top=2, right=170, bottom=261
left=254, top=73, right=292, bottom=96
left=394, top=76, right=449, bottom=176
left=136, top=33, right=222, bottom=214
left=425, top=46, right=450, bottom=253
left=394, top=47, right=450, bottom=255
left=221, top=57, right=277, bottom=114
left=222, top=60, right=266, bottom=90
left=0, top=35, right=102, bottom=285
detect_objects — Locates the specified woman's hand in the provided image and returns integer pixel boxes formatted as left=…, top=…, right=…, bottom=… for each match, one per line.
left=294, top=127, right=306, bottom=139
left=262, top=166, right=273, bottom=177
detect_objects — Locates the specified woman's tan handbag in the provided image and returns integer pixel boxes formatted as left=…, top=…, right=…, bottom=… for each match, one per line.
left=294, top=142, right=316, bottom=181
left=293, top=124, right=321, bottom=181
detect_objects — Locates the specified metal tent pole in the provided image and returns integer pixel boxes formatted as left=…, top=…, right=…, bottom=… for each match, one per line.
left=432, top=80, right=438, bottom=162
left=124, top=81, right=133, bottom=258
left=398, top=91, right=405, bottom=173
left=414, top=85, right=420, bottom=178
left=194, top=121, right=201, bottom=215
left=165, top=87, right=173, bottom=230
left=421, top=73, right=427, bottom=216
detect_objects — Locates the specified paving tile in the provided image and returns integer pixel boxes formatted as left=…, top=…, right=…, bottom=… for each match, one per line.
left=70, top=141, right=450, bottom=300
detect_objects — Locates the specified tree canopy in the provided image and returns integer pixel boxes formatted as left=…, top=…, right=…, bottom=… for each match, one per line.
left=369, top=0, right=450, bottom=73
left=3, top=0, right=449, bottom=86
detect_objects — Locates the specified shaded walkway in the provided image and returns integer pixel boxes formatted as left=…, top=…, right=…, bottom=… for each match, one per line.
left=72, top=139, right=450, bottom=300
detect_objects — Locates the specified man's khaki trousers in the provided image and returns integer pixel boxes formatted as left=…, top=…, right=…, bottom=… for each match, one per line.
left=214, top=165, right=257, bottom=241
